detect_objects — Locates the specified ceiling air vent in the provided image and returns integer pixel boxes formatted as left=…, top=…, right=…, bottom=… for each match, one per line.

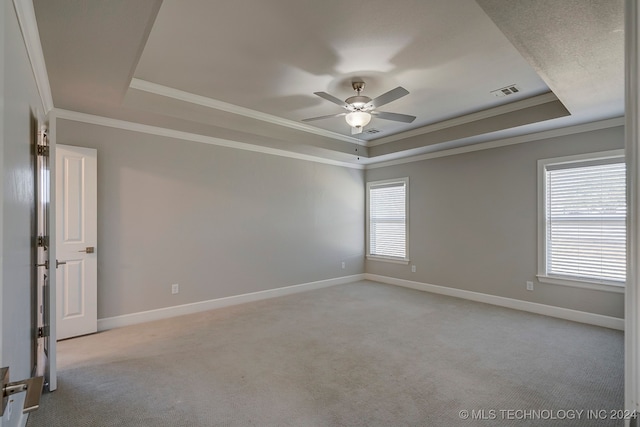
left=490, top=84, right=520, bottom=97
left=364, top=128, right=381, bottom=134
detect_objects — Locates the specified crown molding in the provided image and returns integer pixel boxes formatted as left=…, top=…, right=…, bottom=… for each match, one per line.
left=52, top=108, right=365, bottom=170
left=13, top=0, right=54, bottom=113
left=365, top=116, right=625, bottom=169
left=129, top=80, right=562, bottom=150
left=129, top=78, right=364, bottom=145
left=51, top=109, right=623, bottom=172
left=367, top=92, right=561, bottom=147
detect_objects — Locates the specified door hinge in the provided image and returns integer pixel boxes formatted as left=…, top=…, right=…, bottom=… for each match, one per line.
left=37, top=326, right=49, bottom=338
left=36, top=236, right=49, bottom=249
left=36, top=145, right=49, bottom=157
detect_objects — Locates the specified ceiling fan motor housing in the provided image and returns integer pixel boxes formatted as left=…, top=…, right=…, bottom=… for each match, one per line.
left=345, top=95, right=371, bottom=110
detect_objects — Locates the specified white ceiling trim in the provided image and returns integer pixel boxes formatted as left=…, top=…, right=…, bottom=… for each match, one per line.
left=129, top=78, right=364, bottom=145
left=368, top=92, right=561, bottom=147
left=50, top=109, right=623, bottom=172
left=52, top=108, right=365, bottom=170
left=365, top=116, right=625, bottom=169
left=13, top=0, right=54, bottom=113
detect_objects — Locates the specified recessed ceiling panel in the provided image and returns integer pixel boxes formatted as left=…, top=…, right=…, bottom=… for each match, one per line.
left=133, top=0, right=551, bottom=140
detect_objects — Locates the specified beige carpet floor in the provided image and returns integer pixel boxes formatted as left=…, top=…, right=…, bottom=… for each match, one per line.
left=27, top=281, right=624, bottom=426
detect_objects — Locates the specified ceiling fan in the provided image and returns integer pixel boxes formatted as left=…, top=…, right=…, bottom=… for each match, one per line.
left=302, top=81, right=416, bottom=135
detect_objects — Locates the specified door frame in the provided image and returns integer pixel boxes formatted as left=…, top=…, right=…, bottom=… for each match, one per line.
left=626, top=0, right=640, bottom=423
left=34, top=124, right=49, bottom=383
left=46, top=115, right=58, bottom=392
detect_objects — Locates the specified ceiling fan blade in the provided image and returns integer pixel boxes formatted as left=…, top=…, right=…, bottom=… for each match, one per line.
left=351, top=126, right=363, bottom=135
left=371, top=111, right=416, bottom=123
left=302, top=112, right=347, bottom=122
left=314, top=92, right=350, bottom=109
left=365, top=87, right=409, bottom=109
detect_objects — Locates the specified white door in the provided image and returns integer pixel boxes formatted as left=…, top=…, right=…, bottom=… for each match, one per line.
left=55, top=145, right=97, bottom=340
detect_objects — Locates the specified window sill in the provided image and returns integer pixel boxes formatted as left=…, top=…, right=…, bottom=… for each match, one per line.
left=366, top=255, right=410, bottom=265
left=537, top=275, right=625, bottom=294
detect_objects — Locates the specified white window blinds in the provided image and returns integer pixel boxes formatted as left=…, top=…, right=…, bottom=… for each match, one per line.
left=544, top=159, right=626, bottom=284
left=368, top=179, right=408, bottom=260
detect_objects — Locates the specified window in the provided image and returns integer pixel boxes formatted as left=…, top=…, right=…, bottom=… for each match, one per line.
left=367, top=178, right=409, bottom=263
left=538, top=150, right=626, bottom=292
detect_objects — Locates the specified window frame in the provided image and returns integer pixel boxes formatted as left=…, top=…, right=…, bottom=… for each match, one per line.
left=366, top=177, right=410, bottom=264
left=537, top=149, right=626, bottom=294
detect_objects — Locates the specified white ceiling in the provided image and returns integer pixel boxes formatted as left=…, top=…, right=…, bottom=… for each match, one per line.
left=33, top=0, right=624, bottom=164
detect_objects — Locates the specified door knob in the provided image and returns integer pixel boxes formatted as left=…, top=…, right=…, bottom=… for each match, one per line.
left=1, top=367, right=44, bottom=415
left=78, top=246, right=95, bottom=253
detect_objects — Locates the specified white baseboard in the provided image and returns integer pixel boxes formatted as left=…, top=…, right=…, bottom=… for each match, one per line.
left=98, top=274, right=365, bottom=331
left=364, top=274, right=625, bottom=330
left=98, top=273, right=624, bottom=332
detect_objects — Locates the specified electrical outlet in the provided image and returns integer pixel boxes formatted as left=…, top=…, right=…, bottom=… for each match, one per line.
left=411, top=265, right=416, bottom=273
left=526, top=281, right=534, bottom=291
left=171, top=283, right=179, bottom=294
left=7, top=398, right=13, bottom=420
left=341, top=261, right=346, bottom=269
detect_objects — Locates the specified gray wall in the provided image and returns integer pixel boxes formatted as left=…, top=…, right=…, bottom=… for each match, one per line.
left=55, top=119, right=625, bottom=321
left=366, top=126, right=625, bottom=318
left=2, top=2, right=46, bottom=426
left=55, top=119, right=365, bottom=319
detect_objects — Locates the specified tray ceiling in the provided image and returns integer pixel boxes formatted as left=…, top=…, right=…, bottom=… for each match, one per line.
left=33, top=0, right=624, bottom=165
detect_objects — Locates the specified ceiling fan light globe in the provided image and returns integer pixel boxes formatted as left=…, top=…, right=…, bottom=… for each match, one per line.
left=345, top=111, right=371, bottom=128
